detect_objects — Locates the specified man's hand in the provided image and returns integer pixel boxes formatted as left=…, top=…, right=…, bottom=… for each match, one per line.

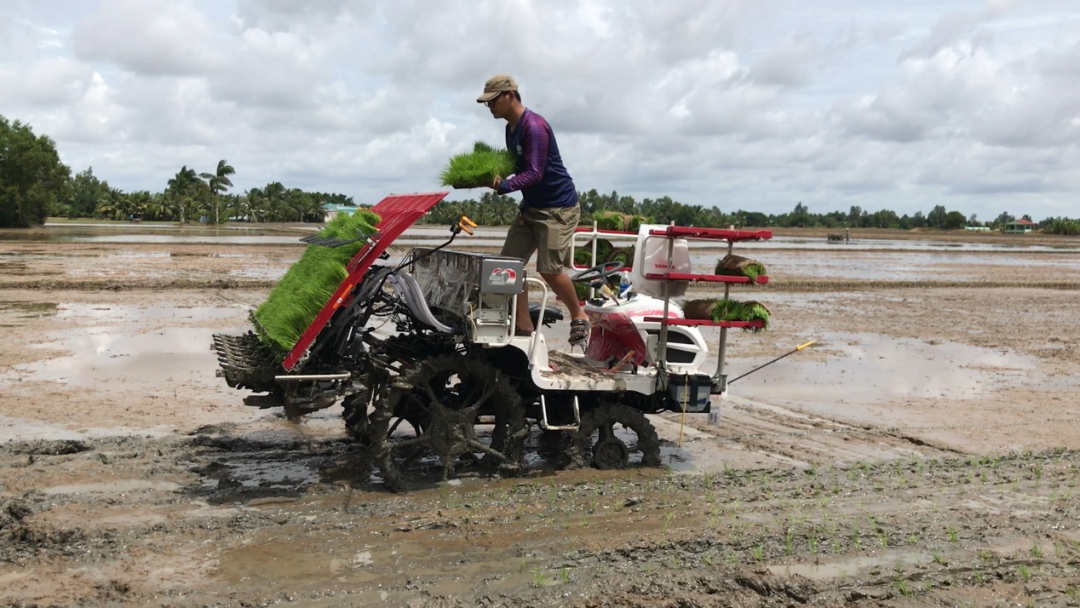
left=491, top=176, right=501, bottom=191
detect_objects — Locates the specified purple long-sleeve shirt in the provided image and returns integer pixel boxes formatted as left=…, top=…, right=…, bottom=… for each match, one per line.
left=497, top=109, right=578, bottom=208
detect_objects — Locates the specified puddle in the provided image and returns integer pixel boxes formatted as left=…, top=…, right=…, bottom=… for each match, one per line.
left=690, top=250, right=1080, bottom=282
left=227, top=461, right=320, bottom=488
left=727, top=332, right=1036, bottom=409
left=0, top=301, right=58, bottom=318
left=767, top=549, right=930, bottom=580
left=0, top=415, right=87, bottom=443
left=218, top=535, right=383, bottom=585
left=229, top=266, right=287, bottom=280
left=55, top=303, right=243, bottom=323
left=0, top=415, right=174, bottom=444
left=42, top=479, right=181, bottom=495
left=108, top=251, right=171, bottom=259
left=1, top=325, right=224, bottom=388
left=0, top=303, right=248, bottom=390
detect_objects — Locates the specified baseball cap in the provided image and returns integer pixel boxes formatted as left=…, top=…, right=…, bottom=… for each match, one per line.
left=476, top=75, right=518, bottom=103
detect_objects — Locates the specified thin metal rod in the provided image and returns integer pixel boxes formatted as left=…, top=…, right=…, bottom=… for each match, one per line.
left=526, top=277, right=550, bottom=367
left=657, top=225, right=675, bottom=374
left=715, top=236, right=736, bottom=383
left=728, top=341, right=816, bottom=384
left=274, top=373, right=351, bottom=381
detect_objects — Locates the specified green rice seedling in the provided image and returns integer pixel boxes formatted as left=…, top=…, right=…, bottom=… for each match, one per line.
left=531, top=568, right=548, bottom=587
left=1018, top=564, right=1032, bottom=582
left=439, top=141, right=516, bottom=189
left=254, top=207, right=380, bottom=352
left=593, top=211, right=626, bottom=231
left=947, top=527, right=959, bottom=542
left=751, top=544, right=765, bottom=561
left=560, top=567, right=571, bottom=584
left=1031, top=542, right=1043, bottom=558
left=894, top=578, right=910, bottom=597
left=681, top=298, right=770, bottom=331
left=662, top=510, right=675, bottom=533
left=932, top=551, right=944, bottom=565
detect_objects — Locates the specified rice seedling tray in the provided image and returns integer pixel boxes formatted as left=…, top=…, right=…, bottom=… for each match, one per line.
left=641, top=317, right=766, bottom=329
left=648, top=226, right=772, bottom=242
left=643, top=272, right=769, bottom=285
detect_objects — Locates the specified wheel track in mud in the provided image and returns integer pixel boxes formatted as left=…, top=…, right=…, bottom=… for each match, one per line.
left=3, top=433, right=1080, bottom=607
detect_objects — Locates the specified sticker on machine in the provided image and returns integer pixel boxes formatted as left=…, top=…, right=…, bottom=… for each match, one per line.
left=488, top=267, right=518, bottom=286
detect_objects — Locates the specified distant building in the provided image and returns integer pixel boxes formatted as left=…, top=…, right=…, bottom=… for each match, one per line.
left=322, top=203, right=357, bottom=222
left=1004, top=219, right=1036, bottom=234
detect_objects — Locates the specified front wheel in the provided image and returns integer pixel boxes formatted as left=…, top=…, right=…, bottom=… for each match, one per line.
left=367, top=355, right=526, bottom=492
left=564, top=403, right=662, bottom=470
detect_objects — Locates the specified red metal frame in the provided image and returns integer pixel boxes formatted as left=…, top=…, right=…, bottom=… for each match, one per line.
left=573, top=226, right=639, bottom=236
left=282, top=192, right=449, bottom=371
left=648, top=226, right=772, bottom=241
left=643, top=272, right=769, bottom=285
left=642, top=317, right=765, bottom=329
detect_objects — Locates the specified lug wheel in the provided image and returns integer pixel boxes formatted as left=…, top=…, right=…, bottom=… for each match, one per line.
left=368, top=355, right=525, bottom=492
left=565, top=403, right=662, bottom=470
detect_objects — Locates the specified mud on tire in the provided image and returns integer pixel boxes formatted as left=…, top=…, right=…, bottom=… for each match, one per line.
left=564, top=402, right=662, bottom=470
left=367, top=355, right=526, bottom=492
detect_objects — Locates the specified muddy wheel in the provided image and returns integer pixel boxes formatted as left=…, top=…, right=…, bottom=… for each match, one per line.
left=342, top=386, right=374, bottom=441
left=368, top=355, right=526, bottom=492
left=564, top=403, right=662, bottom=470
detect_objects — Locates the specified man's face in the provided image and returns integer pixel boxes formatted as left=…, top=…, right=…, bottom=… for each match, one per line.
left=486, top=91, right=509, bottom=119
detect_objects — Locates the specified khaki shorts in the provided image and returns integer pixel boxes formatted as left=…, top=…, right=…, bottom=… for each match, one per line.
left=501, top=205, right=580, bottom=275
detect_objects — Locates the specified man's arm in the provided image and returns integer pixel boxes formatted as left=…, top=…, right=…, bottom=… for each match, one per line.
left=499, top=118, right=549, bottom=194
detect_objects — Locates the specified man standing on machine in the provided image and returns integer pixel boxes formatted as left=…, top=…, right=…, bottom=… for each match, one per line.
left=477, top=74, right=590, bottom=345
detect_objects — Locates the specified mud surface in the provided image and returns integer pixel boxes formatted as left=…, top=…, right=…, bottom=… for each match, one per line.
left=2, top=227, right=1080, bottom=606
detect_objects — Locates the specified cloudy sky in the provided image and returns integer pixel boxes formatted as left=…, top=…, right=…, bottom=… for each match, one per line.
left=1, top=0, right=1078, bottom=220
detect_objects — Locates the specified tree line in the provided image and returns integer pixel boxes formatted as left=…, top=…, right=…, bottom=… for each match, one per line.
left=2, top=114, right=1078, bottom=234
left=422, top=192, right=1080, bottom=234
left=0, top=115, right=355, bottom=227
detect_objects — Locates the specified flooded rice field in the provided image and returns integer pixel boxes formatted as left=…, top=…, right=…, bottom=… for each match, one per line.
left=1, top=223, right=1080, bottom=606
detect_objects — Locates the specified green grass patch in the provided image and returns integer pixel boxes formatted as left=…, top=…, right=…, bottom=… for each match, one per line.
left=253, top=208, right=380, bottom=353
left=440, top=141, right=516, bottom=189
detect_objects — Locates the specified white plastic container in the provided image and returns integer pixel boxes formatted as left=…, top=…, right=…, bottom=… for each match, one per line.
left=629, top=224, right=692, bottom=299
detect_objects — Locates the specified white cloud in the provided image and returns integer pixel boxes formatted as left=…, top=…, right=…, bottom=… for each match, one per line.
left=0, top=0, right=1078, bottom=220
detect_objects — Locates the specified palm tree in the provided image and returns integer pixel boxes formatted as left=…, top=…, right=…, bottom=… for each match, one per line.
left=94, top=187, right=124, bottom=220
left=200, top=159, right=235, bottom=225
left=166, top=166, right=200, bottom=223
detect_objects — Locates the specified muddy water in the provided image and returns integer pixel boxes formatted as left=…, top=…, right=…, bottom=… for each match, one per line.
left=3, top=227, right=1080, bottom=605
